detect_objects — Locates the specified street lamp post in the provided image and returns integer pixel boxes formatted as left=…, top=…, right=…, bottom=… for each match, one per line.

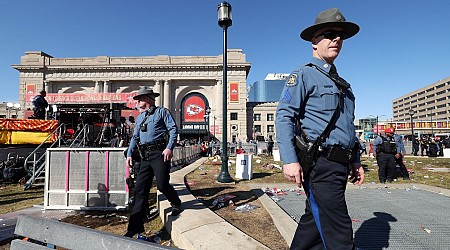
left=213, top=115, right=217, bottom=139
left=204, top=107, right=211, bottom=141
left=409, top=109, right=415, bottom=154
left=6, top=102, right=21, bottom=118
left=217, top=1, right=233, bottom=183
left=430, top=110, right=434, bottom=137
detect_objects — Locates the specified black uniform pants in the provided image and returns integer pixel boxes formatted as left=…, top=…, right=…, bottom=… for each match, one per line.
left=421, top=145, right=427, bottom=156
left=394, top=155, right=409, bottom=179
left=376, top=152, right=396, bottom=183
left=127, top=149, right=181, bottom=234
left=291, top=157, right=354, bottom=250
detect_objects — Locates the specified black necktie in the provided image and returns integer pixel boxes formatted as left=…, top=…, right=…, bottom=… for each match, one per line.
left=329, top=64, right=339, bottom=79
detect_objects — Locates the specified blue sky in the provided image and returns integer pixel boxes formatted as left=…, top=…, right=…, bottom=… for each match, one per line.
left=1, top=0, right=450, bottom=120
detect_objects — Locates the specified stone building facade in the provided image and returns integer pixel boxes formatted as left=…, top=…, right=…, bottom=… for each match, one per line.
left=12, top=50, right=251, bottom=143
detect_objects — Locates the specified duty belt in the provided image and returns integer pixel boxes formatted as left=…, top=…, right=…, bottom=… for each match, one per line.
left=319, top=146, right=353, bottom=165
left=142, top=139, right=167, bottom=152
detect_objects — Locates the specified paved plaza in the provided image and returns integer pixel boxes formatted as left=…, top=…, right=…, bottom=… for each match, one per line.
left=273, top=183, right=450, bottom=250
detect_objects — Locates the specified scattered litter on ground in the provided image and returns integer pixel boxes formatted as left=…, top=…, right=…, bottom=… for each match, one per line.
left=255, top=159, right=261, bottom=164
left=423, top=175, right=429, bottom=178
left=198, top=166, right=205, bottom=170
left=235, top=204, right=259, bottom=212
left=270, top=196, right=284, bottom=202
left=212, top=194, right=236, bottom=208
left=186, top=181, right=197, bottom=187
left=261, top=163, right=282, bottom=170
left=420, top=224, right=432, bottom=233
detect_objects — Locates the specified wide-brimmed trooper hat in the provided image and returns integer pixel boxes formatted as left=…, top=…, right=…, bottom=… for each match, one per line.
left=133, top=87, right=160, bottom=100
left=300, top=8, right=359, bottom=41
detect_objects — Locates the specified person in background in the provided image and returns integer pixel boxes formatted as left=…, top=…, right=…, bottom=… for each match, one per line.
left=32, top=90, right=48, bottom=119
left=373, top=128, right=406, bottom=182
left=124, top=87, right=182, bottom=239
left=267, top=135, right=274, bottom=156
left=276, top=8, right=364, bottom=249
left=208, top=139, right=215, bottom=157
left=413, top=137, right=420, bottom=156
left=359, top=139, right=367, bottom=155
left=420, top=136, right=428, bottom=156
left=428, top=138, right=439, bottom=157
left=436, top=137, right=443, bottom=156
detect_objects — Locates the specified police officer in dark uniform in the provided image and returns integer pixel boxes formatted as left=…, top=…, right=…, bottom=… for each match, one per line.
left=413, top=137, right=420, bottom=156
left=124, top=87, right=182, bottom=238
left=276, top=8, right=364, bottom=250
left=372, top=128, right=407, bottom=182
left=392, top=129, right=409, bottom=180
left=420, top=136, right=428, bottom=156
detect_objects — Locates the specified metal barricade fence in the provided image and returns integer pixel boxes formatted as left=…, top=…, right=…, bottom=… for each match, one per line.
left=44, top=145, right=201, bottom=210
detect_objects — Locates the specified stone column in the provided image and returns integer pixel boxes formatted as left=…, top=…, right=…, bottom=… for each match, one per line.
left=44, top=81, right=49, bottom=93
left=103, top=81, right=110, bottom=93
left=163, top=79, right=171, bottom=110
left=216, top=79, right=222, bottom=141
left=94, top=81, right=101, bottom=93
left=154, top=80, right=162, bottom=106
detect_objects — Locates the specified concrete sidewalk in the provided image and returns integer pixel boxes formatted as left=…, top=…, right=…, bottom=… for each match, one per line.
left=157, top=157, right=269, bottom=250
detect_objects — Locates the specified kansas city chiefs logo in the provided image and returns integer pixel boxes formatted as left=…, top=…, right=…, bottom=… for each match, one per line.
left=186, top=104, right=204, bottom=116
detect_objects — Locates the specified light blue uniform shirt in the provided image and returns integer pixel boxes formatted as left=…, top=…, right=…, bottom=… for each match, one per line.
left=127, top=106, right=178, bottom=157
left=372, top=134, right=405, bottom=154
left=276, top=57, right=360, bottom=165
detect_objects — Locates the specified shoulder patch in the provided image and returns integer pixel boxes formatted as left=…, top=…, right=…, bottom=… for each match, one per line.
left=286, top=73, right=298, bottom=86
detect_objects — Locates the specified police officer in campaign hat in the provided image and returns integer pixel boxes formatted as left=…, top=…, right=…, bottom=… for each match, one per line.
left=124, top=86, right=182, bottom=238
left=276, top=8, right=364, bottom=250
left=373, top=127, right=408, bottom=182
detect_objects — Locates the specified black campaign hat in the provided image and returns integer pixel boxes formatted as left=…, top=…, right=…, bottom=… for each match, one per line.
left=300, top=8, right=359, bottom=41
left=133, top=87, right=160, bottom=100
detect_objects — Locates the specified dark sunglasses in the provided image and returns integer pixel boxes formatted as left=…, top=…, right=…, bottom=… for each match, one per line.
left=315, top=30, right=347, bottom=40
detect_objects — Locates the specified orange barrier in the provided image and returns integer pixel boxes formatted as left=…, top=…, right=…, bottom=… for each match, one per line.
left=0, top=118, right=58, bottom=144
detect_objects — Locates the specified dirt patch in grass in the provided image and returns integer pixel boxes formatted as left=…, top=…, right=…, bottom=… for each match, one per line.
left=186, top=155, right=290, bottom=250
left=59, top=185, right=174, bottom=247
left=0, top=183, right=174, bottom=248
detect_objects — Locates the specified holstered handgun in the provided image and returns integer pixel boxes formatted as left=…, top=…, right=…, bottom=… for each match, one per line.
left=132, top=136, right=143, bottom=162
left=295, top=135, right=319, bottom=176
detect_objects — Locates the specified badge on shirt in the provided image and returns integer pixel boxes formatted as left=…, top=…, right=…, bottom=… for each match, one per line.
left=286, top=73, right=298, bottom=86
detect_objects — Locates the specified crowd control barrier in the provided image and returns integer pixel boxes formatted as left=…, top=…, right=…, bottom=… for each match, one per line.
left=44, top=146, right=201, bottom=210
